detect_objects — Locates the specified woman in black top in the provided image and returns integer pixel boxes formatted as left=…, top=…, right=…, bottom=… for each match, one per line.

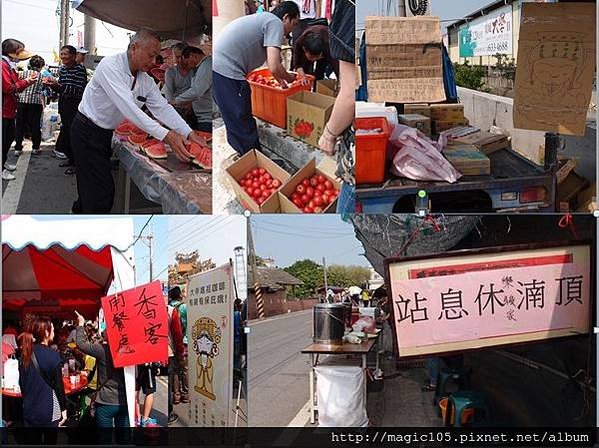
left=18, top=315, right=67, bottom=427
left=318, top=0, right=355, bottom=214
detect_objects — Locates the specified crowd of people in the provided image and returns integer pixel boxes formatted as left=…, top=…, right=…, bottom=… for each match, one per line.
left=213, top=0, right=355, bottom=213
left=1, top=30, right=213, bottom=213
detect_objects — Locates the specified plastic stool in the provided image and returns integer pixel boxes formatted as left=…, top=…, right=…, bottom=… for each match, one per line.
left=445, top=391, right=491, bottom=427
left=433, top=367, right=470, bottom=407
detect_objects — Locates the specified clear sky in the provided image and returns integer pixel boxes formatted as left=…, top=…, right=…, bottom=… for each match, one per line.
left=251, top=215, right=371, bottom=269
left=357, top=0, right=493, bottom=31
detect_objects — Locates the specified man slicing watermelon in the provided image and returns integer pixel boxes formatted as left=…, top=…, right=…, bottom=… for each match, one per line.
left=71, top=29, right=206, bottom=214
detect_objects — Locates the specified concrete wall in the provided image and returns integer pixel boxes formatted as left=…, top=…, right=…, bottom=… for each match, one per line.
left=457, top=86, right=546, bottom=164
left=248, top=290, right=319, bottom=319
left=457, top=87, right=597, bottom=182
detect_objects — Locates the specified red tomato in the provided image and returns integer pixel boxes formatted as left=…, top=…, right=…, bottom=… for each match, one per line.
left=250, top=181, right=258, bottom=189
left=302, top=179, right=310, bottom=187
left=324, top=189, right=334, bottom=197
left=296, top=184, right=306, bottom=194
left=272, top=179, right=282, bottom=188
left=332, top=189, right=339, bottom=196
left=258, top=168, right=266, bottom=175
left=263, top=173, right=272, bottom=181
left=314, top=196, right=324, bottom=206
left=303, top=206, right=313, bottom=214
left=253, top=189, right=262, bottom=198
left=260, top=184, right=267, bottom=191
left=316, top=184, right=325, bottom=192
left=324, top=180, right=333, bottom=190
left=314, top=190, right=322, bottom=198
left=313, top=206, right=324, bottom=213
left=292, top=198, right=303, bottom=208
left=291, top=192, right=300, bottom=202
left=252, top=168, right=260, bottom=177
left=240, top=179, right=246, bottom=187
left=266, top=180, right=273, bottom=188
left=301, top=194, right=310, bottom=204
left=257, top=197, right=266, bottom=205
left=317, top=175, right=326, bottom=185
left=310, top=176, right=319, bottom=188
left=306, top=187, right=314, bottom=198
left=261, top=189, right=270, bottom=198
left=247, top=187, right=254, bottom=196
left=308, top=200, right=315, bottom=209
left=322, top=194, right=330, bottom=205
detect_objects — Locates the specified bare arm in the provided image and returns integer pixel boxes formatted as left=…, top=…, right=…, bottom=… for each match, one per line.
left=266, top=47, right=295, bottom=88
left=319, top=60, right=354, bottom=156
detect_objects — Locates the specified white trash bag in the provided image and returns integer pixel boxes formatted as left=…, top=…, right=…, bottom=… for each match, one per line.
left=315, top=365, right=368, bottom=427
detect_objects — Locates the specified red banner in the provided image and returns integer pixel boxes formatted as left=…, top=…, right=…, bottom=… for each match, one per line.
left=101, top=281, right=168, bottom=368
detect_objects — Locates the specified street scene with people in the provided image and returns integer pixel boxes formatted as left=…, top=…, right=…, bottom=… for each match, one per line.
left=249, top=214, right=596, bottom=430
left=213, top=0, right=355, bottom=215
left=2, top=0, right=213, bottom=215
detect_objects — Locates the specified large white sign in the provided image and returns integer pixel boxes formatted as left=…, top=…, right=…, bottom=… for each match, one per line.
left=187, top=263, right=234, bottom=427
left=459, top=5, right=513, bottom=57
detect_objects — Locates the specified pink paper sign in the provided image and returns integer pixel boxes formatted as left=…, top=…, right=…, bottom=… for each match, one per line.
left=391, top=261, right=590, bottom=354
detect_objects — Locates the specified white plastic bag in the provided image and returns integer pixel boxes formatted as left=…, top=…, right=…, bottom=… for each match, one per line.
left=390, top=124, right=462, bottom=183
left=352, top=316, right=377, bottom=334
left=315, top=365, right=368, bottom=427
left=3, top=358, right=19, bottom=389
left=41, top=104, right=61, bottom=141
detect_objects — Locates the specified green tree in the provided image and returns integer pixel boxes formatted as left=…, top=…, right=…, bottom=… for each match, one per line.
left=454, top=61, right=490, bottom=92
left=327, top=265, right=371, bottom=288
left=284, top=259, right=324, bottom=298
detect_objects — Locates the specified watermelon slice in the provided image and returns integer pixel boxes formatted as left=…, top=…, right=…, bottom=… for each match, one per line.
left=140, top=140, right=167, bottom=159
left=116, top=120, right=146, bottom=136
left=193, top=130, right=212, bottom=143
left=128, top=134, right=149, bottom=145
left=192, top=150, right=212, bottom=170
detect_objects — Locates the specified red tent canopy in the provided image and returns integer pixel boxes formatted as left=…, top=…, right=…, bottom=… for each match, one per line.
left=2, top=244, right=115, bottom=314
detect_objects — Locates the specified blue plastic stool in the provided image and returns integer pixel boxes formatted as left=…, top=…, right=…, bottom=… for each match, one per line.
left=433, top=367, right=470, bottom=407
left=445, top=390, right=491, bottom=427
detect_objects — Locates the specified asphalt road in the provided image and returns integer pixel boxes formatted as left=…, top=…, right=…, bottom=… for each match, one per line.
left=248, top=310, right=313, bottom=427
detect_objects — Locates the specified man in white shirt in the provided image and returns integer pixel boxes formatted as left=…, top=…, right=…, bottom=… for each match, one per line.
left=71, top=29, right=203, bottom=213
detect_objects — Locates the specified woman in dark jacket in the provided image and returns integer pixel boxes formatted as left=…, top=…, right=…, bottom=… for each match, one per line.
left=18, top=315, right=67, bottom=427
left=74, top=311, right=129, bottom=428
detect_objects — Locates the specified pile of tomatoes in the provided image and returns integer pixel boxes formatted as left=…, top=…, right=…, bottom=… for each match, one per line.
left=288, top=174, right=339, bottom=213
left=239, top=167, right=282, bottom=206
left=248, top=72, right=303, bottom=89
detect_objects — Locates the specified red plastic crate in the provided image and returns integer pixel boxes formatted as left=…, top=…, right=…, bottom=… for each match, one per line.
left=355, top=117, right=390, bottom=185
left=247, top=68, right=314, bottom=128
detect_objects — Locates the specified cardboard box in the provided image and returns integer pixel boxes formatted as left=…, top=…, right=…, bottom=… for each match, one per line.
left=316, top=79, right=339, bottom=97
left=225, top=149, right=291, bottom=213
left=279, top=158, right=341, bottom=214
left=287, top=91, right=336, bottom=148
left=444, top=143, right=491, bottom=176
left=430, top=104, right=465, bottom=121
left=433, top=119, right=469, bottom=134
left=455, top=131, right=509, bottom=155
left=398, top=114, right=431, bottom=136
left=365, top=16, right=445, bottom=103
left=404, top=103, right=431, bottom=118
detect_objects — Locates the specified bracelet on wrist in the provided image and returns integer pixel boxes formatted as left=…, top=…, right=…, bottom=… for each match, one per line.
left=325, top=125, right=338, bottom=139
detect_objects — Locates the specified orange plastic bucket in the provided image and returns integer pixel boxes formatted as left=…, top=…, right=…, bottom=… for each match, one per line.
left=355, top=117, right=390, bottom=185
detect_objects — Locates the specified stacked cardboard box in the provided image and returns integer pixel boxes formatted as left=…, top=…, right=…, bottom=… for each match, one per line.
left=444, top=143, right=491, bottom=176
left=404, top=103, right=431, bottom=118
left=455, top=131, right=509, bottom=155
left=398, top=114, right=431, bottom=136
left=430, top=104, right=469, bottom=134
left=287, top=91, right=336, bottom=148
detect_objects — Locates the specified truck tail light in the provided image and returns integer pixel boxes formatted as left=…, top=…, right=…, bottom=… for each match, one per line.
left=520, top=187, right=547, bottom=204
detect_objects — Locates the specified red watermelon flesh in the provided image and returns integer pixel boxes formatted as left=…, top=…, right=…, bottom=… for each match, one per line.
left=192, top=148, right=212, bottom=170
left=117, top=121, right=145, bottom=135
left=141, top=141, right=167, bottom=159
left=193, top=130, right=212, bottom=143
left=128, top=134, right=150, bottom=145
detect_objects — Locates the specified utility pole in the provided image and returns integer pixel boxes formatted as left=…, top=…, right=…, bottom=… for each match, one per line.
left=322, top=257, right=328, bottom=293
left=59, top=0, right=70, bottom=49
left=136, top=226, right=154, bottom=282
left=246, top=214, right=265, bottom=319
left=84, top=14, right=96, bottom=56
